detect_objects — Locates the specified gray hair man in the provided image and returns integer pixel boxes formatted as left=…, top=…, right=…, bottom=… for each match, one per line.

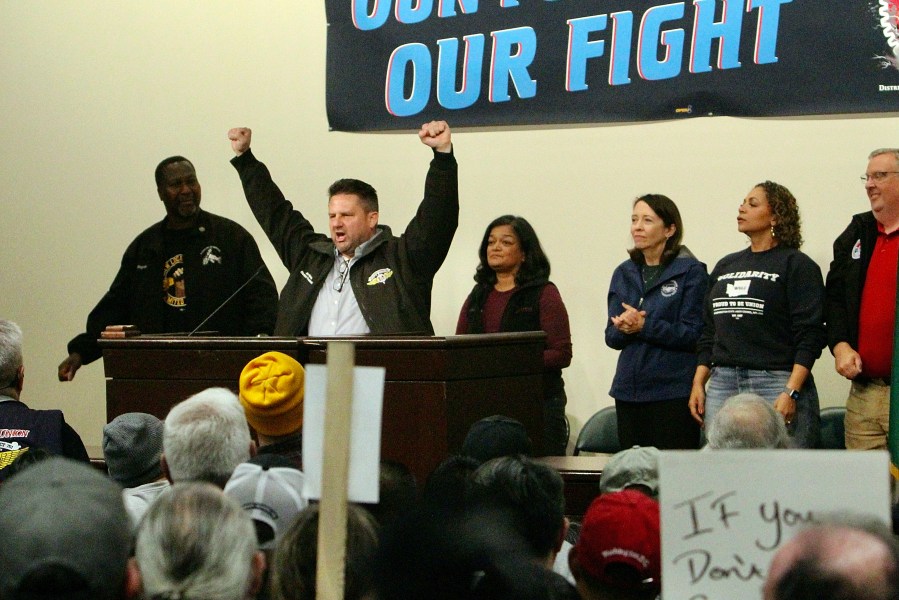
left=0, top=320, right=89, bottom=480
left=162, top=387, right=255, bottom=487
left=135, top=482, right=265, bottom=600
left=705, top=392, right=789, bottom=449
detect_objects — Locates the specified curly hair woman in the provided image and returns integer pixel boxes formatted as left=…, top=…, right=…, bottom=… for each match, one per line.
left=688, top=182, right=826, bottom=448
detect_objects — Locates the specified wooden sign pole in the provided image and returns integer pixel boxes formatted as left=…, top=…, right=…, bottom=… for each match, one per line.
left=316, top=341, right=355, bottom=600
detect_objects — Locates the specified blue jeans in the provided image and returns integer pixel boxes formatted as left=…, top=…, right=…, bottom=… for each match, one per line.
left=704, top=367, right=820, bottom=448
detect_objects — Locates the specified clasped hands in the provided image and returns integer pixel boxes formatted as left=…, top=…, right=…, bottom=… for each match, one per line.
left=611, top=302, right=646, bottom=335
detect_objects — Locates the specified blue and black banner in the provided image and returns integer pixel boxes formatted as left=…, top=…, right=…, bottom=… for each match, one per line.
left=325, top=0, right=899, bottom=131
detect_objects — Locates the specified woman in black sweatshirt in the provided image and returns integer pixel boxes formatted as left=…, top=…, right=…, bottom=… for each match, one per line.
left=688, top=181, right=827, bottom=448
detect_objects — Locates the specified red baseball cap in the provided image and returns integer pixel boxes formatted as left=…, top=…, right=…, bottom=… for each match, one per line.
left=574, top=489, right=661, bottom=593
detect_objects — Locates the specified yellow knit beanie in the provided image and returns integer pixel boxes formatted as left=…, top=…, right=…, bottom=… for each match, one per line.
left=239, top=351, right=305, bottom=437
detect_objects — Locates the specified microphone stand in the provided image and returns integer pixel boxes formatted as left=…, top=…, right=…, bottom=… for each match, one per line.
left=187, top=265, right=265, bottom=337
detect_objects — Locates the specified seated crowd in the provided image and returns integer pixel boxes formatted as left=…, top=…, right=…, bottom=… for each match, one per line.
left=0, top=319, right=897, bottom=599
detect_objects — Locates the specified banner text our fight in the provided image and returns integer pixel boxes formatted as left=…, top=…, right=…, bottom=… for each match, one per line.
left=350, top=0, right=793, bottom=117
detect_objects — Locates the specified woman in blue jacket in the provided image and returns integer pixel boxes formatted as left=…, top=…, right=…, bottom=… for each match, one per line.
left=606, top=194, right=707, bottom=449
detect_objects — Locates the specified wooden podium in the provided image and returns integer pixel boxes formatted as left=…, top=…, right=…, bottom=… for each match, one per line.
left=100, top=332, right=545, bottom=483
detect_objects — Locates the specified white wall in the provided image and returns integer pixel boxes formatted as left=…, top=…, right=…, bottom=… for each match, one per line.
left=2, top=2, right=895, bottom=449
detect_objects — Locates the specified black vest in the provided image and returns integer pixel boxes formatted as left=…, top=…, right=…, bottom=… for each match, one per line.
left=464, top=282, right=545, bottom=335
left=463, top=281, right=564, bottom=399
left=0, top=400, right=65, bottom=477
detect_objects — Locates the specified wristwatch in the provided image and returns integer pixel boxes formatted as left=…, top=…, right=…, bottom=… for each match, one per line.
left=784, top=387, right=800, bottom=401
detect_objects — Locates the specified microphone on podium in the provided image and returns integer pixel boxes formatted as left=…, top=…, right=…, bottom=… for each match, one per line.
left=187, top=265, right=266, bottom=337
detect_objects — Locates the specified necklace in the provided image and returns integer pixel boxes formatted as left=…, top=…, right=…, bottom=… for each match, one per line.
left=642, top=263, right=663, bottom=286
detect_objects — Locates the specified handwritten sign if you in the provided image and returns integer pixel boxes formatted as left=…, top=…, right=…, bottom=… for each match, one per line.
left=659, top=450, right=890, bottom=600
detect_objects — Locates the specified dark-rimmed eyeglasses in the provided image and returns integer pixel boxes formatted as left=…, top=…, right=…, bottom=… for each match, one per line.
left=334, top=258, right=350, bottom=292
left=860, top=171, right=899, bottom=183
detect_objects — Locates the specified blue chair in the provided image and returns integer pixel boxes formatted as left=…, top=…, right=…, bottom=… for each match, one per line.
left=574, top=406, right=622, bottom=455
left=817, top=406, right=846, bottom=449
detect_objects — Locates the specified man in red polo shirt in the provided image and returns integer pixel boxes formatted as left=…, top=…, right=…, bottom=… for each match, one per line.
left=826, top=148, right=899, bottom=449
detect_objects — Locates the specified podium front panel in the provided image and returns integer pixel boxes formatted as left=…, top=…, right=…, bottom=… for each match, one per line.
left=101, top=333, right=546, bottom=484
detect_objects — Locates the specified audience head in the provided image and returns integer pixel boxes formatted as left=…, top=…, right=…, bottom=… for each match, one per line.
left=475, top=215, right=551, bottom=285
left=0, top=457, right=136, bottom=600
left=763, top=514, right=899, bottom=600
left=103, top=412, right=165, bottom=488
left=569, top=489, right=661, bottom=600
left=706, top=393, right=789, bottom=449
left=467, top=455, right=567, bottom=564
left=224, top=454, right=308, bottom=550
left=135, top=481, right=264, bottom=600
left=599, top=445, right=660, bottom=498
left=162, top=387, right=254, bottom=487
left=376, top=500, right=576, bottom=600
left=239, top=351, right=305, bottom=440
left=0, top=319, right=24, bottom=396
left=271, top=503, right=379, bottom=600
left=360, top=459, right=418, bottom=528
left=422, top=454, right=481, bottom=510
left=462, top=414, right=533, bottom=463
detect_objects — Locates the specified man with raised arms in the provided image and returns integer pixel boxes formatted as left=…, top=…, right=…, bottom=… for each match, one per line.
left=227, top=122, right=457, bottom=336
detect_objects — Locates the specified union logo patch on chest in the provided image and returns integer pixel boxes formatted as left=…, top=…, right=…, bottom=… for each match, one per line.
left=367, top=268, right=394, bottom=286
left=201, top=245, right=223, bottom=265
left=661, top=281, right=678, bottom=297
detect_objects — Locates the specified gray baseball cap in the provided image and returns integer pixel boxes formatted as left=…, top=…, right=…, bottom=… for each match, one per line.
left=599, top=445, right=661, bottom=498
left=0, top=457, right=132, bottom=600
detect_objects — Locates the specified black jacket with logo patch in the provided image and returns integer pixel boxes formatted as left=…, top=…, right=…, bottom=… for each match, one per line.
left=68, top=209, right=278, bottom=364
left=231, top=148, right=458, bottom=336
left=825, top=210, right=879, bottom=352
